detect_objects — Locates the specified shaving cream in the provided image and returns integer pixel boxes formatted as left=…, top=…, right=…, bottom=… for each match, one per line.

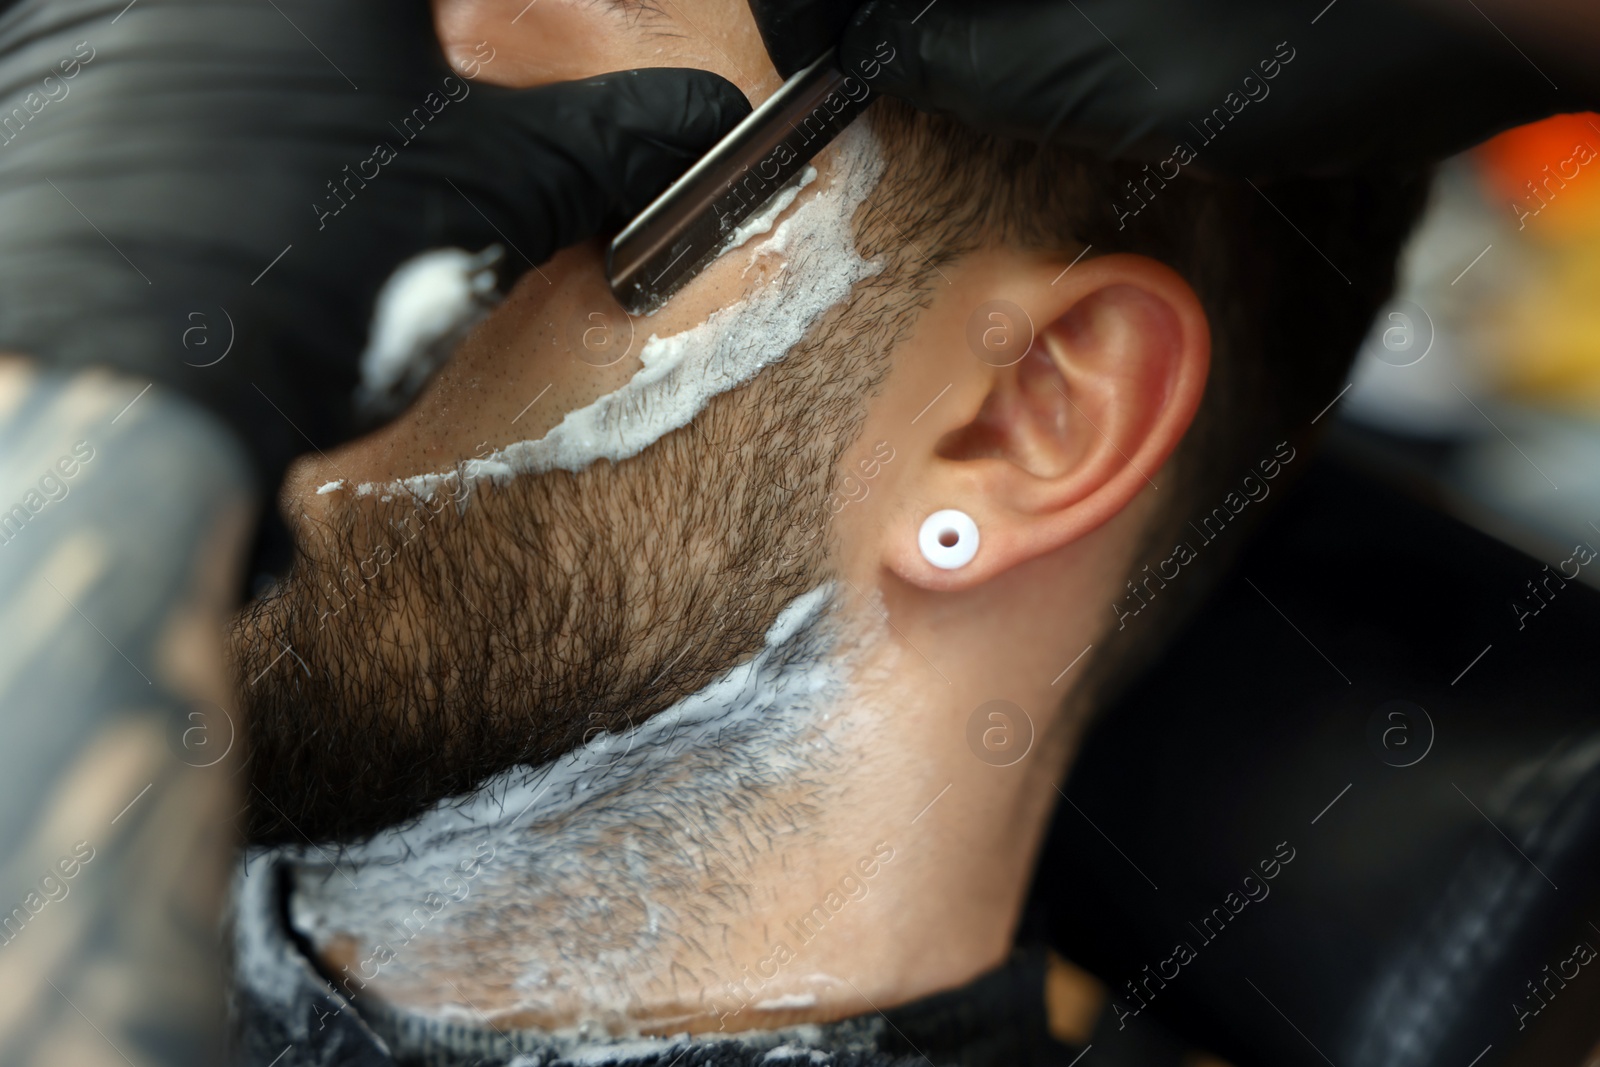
left=352, top=125, right=885, bottom=502
left=282, top=582, right=857, bottom=1024
left=288, top=583, right=834, bottom=875
left=354, top=247, right=502, bottom=419
left=723, top=165, right=817, bottom=255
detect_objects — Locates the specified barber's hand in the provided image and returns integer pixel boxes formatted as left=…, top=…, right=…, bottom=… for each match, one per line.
left=750, top=0, right=1580, bottom=175
left=0, top=0, right=749, bottom=487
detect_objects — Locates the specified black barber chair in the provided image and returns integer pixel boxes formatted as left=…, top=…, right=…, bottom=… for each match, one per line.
left=1028, top=445, right=1600, bottom=1067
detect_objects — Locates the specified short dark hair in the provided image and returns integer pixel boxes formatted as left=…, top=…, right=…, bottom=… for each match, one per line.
left=860, top=99, right=1432, bottom=704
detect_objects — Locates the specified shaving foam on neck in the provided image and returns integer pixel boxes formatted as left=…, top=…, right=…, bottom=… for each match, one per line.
left=280, top=583, right=854, bottom=1018
left=300, top=583, right=839, bottom=868
left=355, top=123, right=885, bottom=502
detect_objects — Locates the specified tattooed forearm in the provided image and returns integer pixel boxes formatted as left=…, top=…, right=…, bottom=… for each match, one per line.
left=0, top=356, right=256, bottom=1067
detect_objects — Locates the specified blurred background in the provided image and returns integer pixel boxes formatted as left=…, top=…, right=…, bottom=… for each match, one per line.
left=1036, top=112, right=1600, bottom=1067
left=1335, top=111, right=1600, bottom=574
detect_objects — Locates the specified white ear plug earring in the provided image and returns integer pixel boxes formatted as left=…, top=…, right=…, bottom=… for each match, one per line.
left=919, top=509, right=980, bottom=570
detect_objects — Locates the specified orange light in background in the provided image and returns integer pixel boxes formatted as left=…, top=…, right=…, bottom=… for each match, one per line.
left=1470, top=114, right=1600, bottom=410
left=1474, top=112, right=1600, bottom=238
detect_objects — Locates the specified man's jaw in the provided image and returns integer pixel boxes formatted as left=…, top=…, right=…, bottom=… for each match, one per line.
left=276, top=581, right=873, bottom=1035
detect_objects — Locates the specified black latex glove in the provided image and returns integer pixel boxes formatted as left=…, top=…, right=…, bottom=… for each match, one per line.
left=0, top=0, right=750, bottom=486
left=750, top=0, right=1584, bottom=175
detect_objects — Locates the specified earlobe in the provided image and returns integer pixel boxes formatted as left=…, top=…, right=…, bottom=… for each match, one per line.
left=884, top=253, right=1209, bottom=592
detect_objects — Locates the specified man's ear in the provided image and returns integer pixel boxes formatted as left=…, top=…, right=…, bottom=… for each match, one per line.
left=883, top=251, right=1209, bottom=591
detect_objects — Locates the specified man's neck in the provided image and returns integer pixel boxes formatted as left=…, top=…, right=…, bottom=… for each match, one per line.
left=283, top=582, right=1074, bottom=1036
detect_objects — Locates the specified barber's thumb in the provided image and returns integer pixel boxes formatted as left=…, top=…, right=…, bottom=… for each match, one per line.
left=839, top=0, right=949, bottom=103
left=746, top=0, right=859, bottom=77
left=474, top=68, right=751, bottom=258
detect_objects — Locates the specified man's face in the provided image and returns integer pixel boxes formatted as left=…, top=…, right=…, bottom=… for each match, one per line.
left=232, top=0, right=901, bottom=846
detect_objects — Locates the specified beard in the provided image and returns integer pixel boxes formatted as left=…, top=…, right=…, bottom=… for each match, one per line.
left=230, top=119, right=922, bottom=848
left=230, top=364, right=851, bottom=849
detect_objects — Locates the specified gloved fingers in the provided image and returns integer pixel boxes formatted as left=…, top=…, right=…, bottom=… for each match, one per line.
left=838, top=0, right=1140, bottom=147
left=842, top=0, right=1580, bottom=173
left=840, top=0, right=969, bottom=105
left=443, top=68, right=751, bottom=278
left=746, top=0, right=861, bottom=77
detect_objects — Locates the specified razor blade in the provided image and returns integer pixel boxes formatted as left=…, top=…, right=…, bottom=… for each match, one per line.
left=606, top=48, right=875, bottom=316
